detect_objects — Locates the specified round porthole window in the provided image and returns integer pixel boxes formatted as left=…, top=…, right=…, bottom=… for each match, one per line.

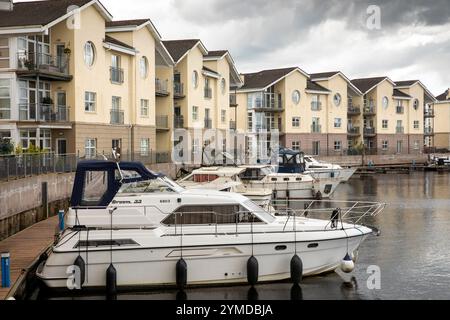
left=221, top=78, right=226, bottom=94
left=292, top=90, right=301, bottom=104
left=333, top=93, right=342, bottom=106
left=83, top=41, right=95, bottom=67
left=413, top=99, right=419, bottom=110
left=192, top=70, right=199, bottom=88
left=139, top=56, right=148, bottom=78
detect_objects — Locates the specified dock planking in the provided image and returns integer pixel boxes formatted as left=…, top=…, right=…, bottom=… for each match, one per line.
left=0, top=216, right=58, bottom=300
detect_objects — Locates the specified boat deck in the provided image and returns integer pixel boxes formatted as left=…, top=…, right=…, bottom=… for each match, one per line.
left=0, top=216, right=57, bottom=300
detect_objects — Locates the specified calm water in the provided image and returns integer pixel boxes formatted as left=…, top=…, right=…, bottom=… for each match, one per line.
left=40, top=172, right=450, bottom=300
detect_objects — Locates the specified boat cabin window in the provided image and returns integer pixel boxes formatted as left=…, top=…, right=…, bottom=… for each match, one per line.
left=119, top=178, right=176, bottom=194
left=184, top=174, right=219, bottom=183
left=239, top=167, right=272, bottom=181
left=81, top=170, right=109, bottom=206
left=162, top=204, right=263, bottom=225
left=304, top=157, right=313, bottom=163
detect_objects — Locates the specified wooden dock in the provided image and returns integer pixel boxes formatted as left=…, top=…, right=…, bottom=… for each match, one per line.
left=0, top=216, right=58, bottom=300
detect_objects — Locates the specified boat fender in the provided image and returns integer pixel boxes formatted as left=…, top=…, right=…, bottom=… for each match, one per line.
left=290, top=254, right=303, bottom=284
left=290, top=284, right=303, bottom=300
left=341, top=253, right=355, bottom=273
left=74, top=255, right=85, bottom=286
left=315, top=191, right=322, bottom=200
left=176, top=258, right=187, bottom=289
left=247, top=286, right=259, bottom=300
left=106, top=263, right=117, bottom=297
left=176, top=290, right=187, bottom=301
left=247, top=256, right=259, bottom=286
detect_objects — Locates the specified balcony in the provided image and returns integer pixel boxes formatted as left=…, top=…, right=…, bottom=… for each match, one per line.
left=347, top=106, right=361, bottom=115
left=252, top=93, right=284, bottom=112
left=174, top=115, right=184, bottom=128
left=363, top=127, right=376, bottom=137
left=156, top=115, right=169, bottom=130
left=110, top=109, right=124, bottom=125
left=16, top=52, right=71, bottom=81
left=311, top=101, right=322, bottom=111
left=174, top=82, right=185, bottom=99
left=229, top=120, right=236, bottom=130
left=18, top=103, right=70, bottom=123
left=424, top=109, right=435, bottom=117
left=311, top=124, right=322, bottom=133
left=204, top=118, right=212, bottom=129
left=363, top=105, right=376, bottom=115
left=204, top=87, right=212, bottom=99
left=424, top=127, right=434, bottom=136
left=347, top=126, right=360, bottom=136
left=396, top=126, right=405, bottom=134
left=229, top=94, right=237, bottom=106
left=396, top=106, right=404, bottom=114
left=155, top=79, right=169, bottom=97
left=110, top=67, right=124, bottom=84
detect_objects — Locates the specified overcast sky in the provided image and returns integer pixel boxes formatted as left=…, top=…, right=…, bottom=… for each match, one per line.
left=22, top=0, right=450, bottom=94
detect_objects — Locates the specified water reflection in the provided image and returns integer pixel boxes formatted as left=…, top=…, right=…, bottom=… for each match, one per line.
left=40, top=172, right=450, bottom=300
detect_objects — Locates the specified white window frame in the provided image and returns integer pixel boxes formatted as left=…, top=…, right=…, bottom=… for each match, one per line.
left=192, top=106, right=199, bottom=121
left=334, top=118, right=342, bottom=128
left=85, top=138, right=96, bottom=158
left=413, top=120, right=419, bottom=129
left=382, top=140, right=388, bottom=150
left=20, top=129, right=37, bottom=150
left=139, top=56, right=148, bottom=78
left=334, top=140, right=342, bottom=151
left=39, top=129, right=51, bottom=150
left=0, top=78, right=11, bottom=119
left=140, top=99, right=149, bottom=117
left=221, top=109, right=226, bottom=123
left=84, top=91, right=96, bottom=112
left=292, top=141, right=300, bottom=151
left=292, top=117, right=300, bottom=127
left=382, top=120, right=388, bottom=129
left=84, top=41, right=95, bottom=67
left=0, top=37, right=10, bottom=69
left=140, top=138, right=149, bottom=156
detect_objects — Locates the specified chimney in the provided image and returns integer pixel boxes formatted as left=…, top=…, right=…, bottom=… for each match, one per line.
left=0, top=0, right=13, bottom=11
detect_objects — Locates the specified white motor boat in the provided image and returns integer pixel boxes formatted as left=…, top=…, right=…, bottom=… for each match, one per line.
left=177, top=166, right=273, bottom=208
left=303, top=155, right=357, bottom=182
left=36, top=160, right=385, bottom=290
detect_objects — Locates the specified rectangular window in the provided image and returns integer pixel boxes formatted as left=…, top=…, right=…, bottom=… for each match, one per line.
left=192, top=138, right=199, bottom=153
left=382, top=120, right=388, bottom=129
left=192, top=106, right=198, bottom=121
left=334, top=141, right=342, bottom=151
left=382, top=140, right=388, bottom=150
left=0, top=78, right=11, bottom=119
left=292, top=117, right=300, bottom=127
left=39, top=129, right=51, bottom=150
left=334, top=118, right=342, bottom=128
left=413, top=120, right=419, bottom=129
left=0, top=130, right=11, bottom=140
left=221, top=109, right=226, bottom=123
left=140, top=99, right=149, bottom=117
left=292, top=141, right=300, bottom=151
left=0, top=37, right=9, bottom=69
left=140, top=138, right=149, bottom=156
left=110, top=54, right=123, bottom=84
left=20, top=129, right=37, bottom=150
left=312, top=141, right=320, bottom=155
left=84, top=91, right=96, bottom=112
left=413, top=140, right=420, bottom=150
left=247, top=112, right=253, bottom=130
left=85, top=138, right=96, bottom=158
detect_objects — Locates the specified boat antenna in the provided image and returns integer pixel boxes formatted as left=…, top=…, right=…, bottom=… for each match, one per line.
left=112, top=148, right=123, bottom=184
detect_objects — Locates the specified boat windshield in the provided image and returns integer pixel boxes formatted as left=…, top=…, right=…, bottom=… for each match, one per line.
left=242, top=199, right=275, bottom=223
left=118, top=176, right=184, bottom=194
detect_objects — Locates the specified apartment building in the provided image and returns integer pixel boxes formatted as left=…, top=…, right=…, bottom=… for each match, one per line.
left=433, top=89, right=450, bottom=150
left=161, top=39, right=242, bottom=160
left=350, top=77, right=434, bottom=154
left=0, top=0, right=171, bottom=158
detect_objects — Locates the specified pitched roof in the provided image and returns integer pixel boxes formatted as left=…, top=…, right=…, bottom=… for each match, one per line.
left=104, top=35, right=135, bottom=50
left=351, top=77, right=389, bottom=93
left=162, top=39, right=201, bottom=62
left=240, top=67, right=299, bottom=90
left=0, top=0, right=104, bottom=28
left=309, top=71, right=340, bottom=80
left=205, top=50, right=228, bottom=58
left=202, top=66, right=220, bottom=77
left=436, top=89, right=449, bottom=101
left=395, top=80, right=419, bottom=87
left=393, top=89, right=412, bottom=98
left=306, top=80, right=331, bottom=92
left=106, top=19, right=149, bottom=28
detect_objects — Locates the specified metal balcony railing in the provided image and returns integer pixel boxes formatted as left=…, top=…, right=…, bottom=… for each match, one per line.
left=311, top=101, right=322, bottom=111
left=174, top=115, right=184, bottom=128
left=204, top=118, right=212, bottom=129
left=204, top=87, right=212, bottom=99
left=424, top=127, right=434, bottom=135
left=424, top=109, right=434, bottom=117
left=18, top=103, right=70, bottom=122
left=347, top=126, right=360, bottom=135
left=156, top=115, right=169, bottom=129
left=155, top=78, right=169, bottom=95
left=396, top=126, right=404, bottom=134
left=347, top=106, right=361, bottom=115
left=364, top=127, right=376, bottom=135
left=363, top=105, right=376, bottom=114
left=110, top=109, right=124, bottom=124
left=174, top=82, right=184, bottom=97
left=17, top=52, right=69, bottom=75
left=110, top=67, right=124, bottom=84
left=311, top=124, right=322, bottom=133
left=229, top=120, right=236, bottom=130
left=252, top=93, right=283, bottom=111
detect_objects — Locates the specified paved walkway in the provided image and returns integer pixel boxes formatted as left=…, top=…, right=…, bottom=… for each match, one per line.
left=0, top=216, right=58, bottom=299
